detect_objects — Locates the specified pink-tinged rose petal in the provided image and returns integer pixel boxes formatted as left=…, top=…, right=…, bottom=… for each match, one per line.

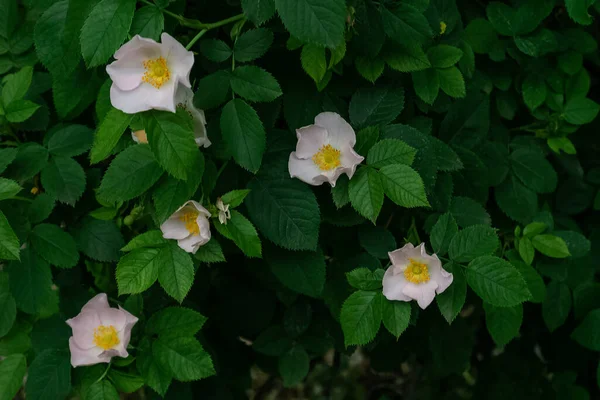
left=402, top=281, right=439, bottom=309
left=109, top=79, right=177, bottom=114
left=382, top=266, right=412, bottom=302
left=69, top=337, right=110, bottom=367
left=66, top=311, right=101, bottom=350
left=315, top=112, right=357, bottom=147
left=81, top=293, right=110, bottom=313
left=339, top=144, right=364, bottom=180
left=113, top=35, right=160, bottom=60
left=97, top=308, right=127, bottom=331
left=177, top=234, right=204, bottom=254
left=294, top=125, right=328, bottom=159
left=288, top=153, right=329, bottom=186
left=161, top=216, right=190, bottom=240
left=160, top=32, right=194, bottom=88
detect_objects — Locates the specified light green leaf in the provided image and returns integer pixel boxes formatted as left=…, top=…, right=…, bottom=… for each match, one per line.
left=130, top=5, right=164, bottom=41
left=30, top=224, right=78, bottom=269
left=242, top=0, right=276, bottom=25
left=563, top=97, right=600, bottom=125
left=97, top=145, right=164, bottom=203
left=346, top=268, right=385, bottom=291
left=532, top=234, right=570, bottom=258
left=341, top=290, right=383, bottom=346
left=220, top=98, right=266, bottom=173
left=348, top=167, right=384, bottom=222
left=438, top=66, right=466, bottom=98
left=90, top=108, right=134, bottom=164
left=25, top=349, right=71, bottom=400
left=278, top=345, right=309, bottom=387
left=379, top=164, right=429, bottom=208
left=73, top=218, right=124, bottom=262
left=274, top=0, right=346, bottom=48
left=214, top=210, right=262, bottom=258
left=484, top=303, right=523, bottom=346
left=116, top=247, right=160, bottom=295
left=300, top=44, right=327, bottom=83
left=146, top=307, right=207, bottom=339
left=449, top=225, right=499, bottom=263
left=382, top=299, right=411, bottom=339
left=85, top=381, right=119, bottom=400
left=367, top=139, right=416, bottom=168
left=0, top=354, right=26, bottom=400
left=121, top=230, right=167, bottom=252
left=268, top=247, right=326, bottom=298
left=220, top=189, right=251, bottom=208
left=157, top=243, right=195, bottom=302
left=519, top=237, right=535, bottom=265
left=427, top=45, right=463, bottom=68
left=0, top=178, right=20, bottom=201
left=412, top=68, right=439, bottom=105
left=349, top=86, right=405, bottom=129
left=381, top=4, right=433, bottom=44
left=430, top=213, right=458, bottom=256
left=523, top=222, right=547, bottom=237
left=542, top=281, right=571, bottom=332
left=5, top=99, right=39, bottom=122
left=153, top=337, right=215, bottom=381
left=2, top=66, right=32, bottom=104
left=436, top=263, right=467, bottom=323
left=41, top=156, right=86, bottom=206
left=466, top=256, right=531, bottom=307
left=233, top=28, right=274, bottom=62
left=80, top=0, right=136, bottom=67
left=230, top=65, right=282, bottom=102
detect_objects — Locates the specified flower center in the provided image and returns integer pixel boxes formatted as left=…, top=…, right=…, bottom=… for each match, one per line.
left=142, top=57, right=170, bottom=89
left=404, top=259, right=430, bottom=284
left=93, top=325, right=120, bottom=350
left=179, top=210, right=200, bottom=235
left=312, top=144, right=341, bottom=171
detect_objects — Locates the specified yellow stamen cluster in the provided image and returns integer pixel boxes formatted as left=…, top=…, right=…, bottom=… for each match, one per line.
left=404, top=259, right=430, bottom=284
left=142, top=57, right=170, bottom=89
left=312, top=144, right=341, bottom=171
left=93, top=325, right=120, bottom=350
left=180, top=210, right=200, bottom=235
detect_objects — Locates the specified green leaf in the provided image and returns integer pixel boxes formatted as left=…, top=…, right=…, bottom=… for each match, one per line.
left=230, top=66, right=282, bottom=102
left=331, top=175, right=350, bottom=208
left=512, top=260, right=546, bottom=303
left=438, top=66, right=466, bottom=98
left=532, top=234, right=570, bottom=258
left=30, top=224, right=78, bottom=269
left=73, top=217, right=124, bottom=262
left=278, top=345, right=309, bottom=387
left=386, top=43, right=431, bottom=72
left=193, top=238, right=225, bottom=263
left=214, top=210, right=262, bottom=258
left=85, top=381, right=119, bottom=400
left=542, top=281, right=571, bottom=332
left=522, top=74, right=547, bottom=110
left=220, top=98, right=266, bottom=173
left=514, top=29, right=558, bottom=57
left=157, top=243, right=195, bottom=302
left=0, top=0, right=17, bottom=38
left=121, top=232, right=165, bottom=253
left=193, top=71, right=231, bottom=109
left=0, top=178, right=20, bottom=201
left=144, top=110, right=198, bottom=181
left=349, top=86, right=405, bottom=129
left=449, top=225, right=499, bottom=263
left=354, top=126, right=380, bottom=158
left=412, top=68, right=440, bottom=105
left=379, top=164, right=429, bottom=208
left=300, top=44, right=327, bottom=83
left=274, top=0, right=346, bottom=48
left=341, top=290, right=383, bottom=346
left=486, top=2, right=515, bottom=36
left=41, top=156, right=86, bottom=206
left=358, top=225, right=396, bottom=259
left=563, top=97, right=600, bottom=125
left=484, top=303, right=523, bottom=346
left=519, top=237, right=535, bottom=265
left=246, top=177, right=320, bottom=251
left=464, top=18, right=499, bottom=54
left=382, top=299, right=411, bottom=339
left=449, top=197, right=491, bottom=228
left=0, top=211, right=19, bottom=261
left=427, top=45, right=463, bottom=68
left=242, top=0, right=275, bottom=25
left=436, top=263, right=467, bottom=323
left=571, top=309, right=600, bottom=351
left=495, top=175, right=538, bottom=224
left=510, top=148, right=557, bottom=193
left=26, top=349, right=71, bottom=400
left=233, top=28, right=274, bottom=62
left=107, top=370, right=144, bottom=393
left=137, top=339, right=171, bottom=396
left=2, top=66, right=32, bottom=104
left=90, top=108, right=134, bottom=164
left=0, top=148, right=17, bottom=175
left=0, top=354, right=26, bottom=400
left=565, top=0, right=595, bottom=25
left=348, top=167, right=384, bottom=222
left=116, top=247, right=160, bottom=295
left=355, top=56, right=385, bottom=83
left=381, top=4, right=433, bottom=44
left=9, top=249, right=55, bottom=314
left=199, top=39, right=231, bottom=62
left=367, top=139, right=416, bottom=168
left=0, top=292, right=16, bottom=338
left=558, top=51, right=583, bottom=76
left=153, top=337, right=215, bottom=381
left=146, top=307, right=207, bottom=339
left=47, top=124, right=94, bottom=157
left=267, top=247, right=326, bottom=298
left=220, top=189, right=251, bottom=208
left=97, top=145, right=164, bottom=203
left=5, top=99, right=39, bottom=122
left=130, top=5, right=164, bottom=41
left=431, top=213, right=458, bottom=256
left=346, top=268, right=385, bottom=291
left=466, top=256, right=531, bottom=307
left=80, top=0, right=136, bottom=67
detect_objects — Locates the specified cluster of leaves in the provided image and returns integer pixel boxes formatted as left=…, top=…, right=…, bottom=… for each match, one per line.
left=1, top=0, right=600, bottom=398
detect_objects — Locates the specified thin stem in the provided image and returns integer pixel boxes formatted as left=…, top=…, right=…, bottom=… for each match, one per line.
left=139, top=1, right=245, bottom=30
left=186, top=29, right=207, bottom=50
left=10, top=196, right=33, bottom=203
left=215, top=160, right=229, bottom=180
left=94, top=362, right=112, bottom=384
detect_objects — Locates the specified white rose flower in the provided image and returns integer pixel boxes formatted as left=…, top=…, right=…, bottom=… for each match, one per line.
left=160, top=200, right=211, bottom=254
left=288, top=112, right=364, bottom=187
left=106, top=33, right=194, bottom=114
left=66, top=293, right=138, bottom=367
left=216, top=198, right=231, bottom=225
left=382, top=243, right=454, bottom=309
left=130, top=86, right=210, bottom=147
